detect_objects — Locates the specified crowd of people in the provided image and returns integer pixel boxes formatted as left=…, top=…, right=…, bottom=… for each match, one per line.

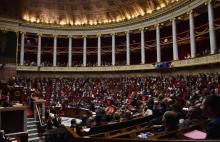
left=22, top=48, right=220, bottom=67
left=23, top=59, right=128, bottom=67
left=1, top=73, right=220, bottom=139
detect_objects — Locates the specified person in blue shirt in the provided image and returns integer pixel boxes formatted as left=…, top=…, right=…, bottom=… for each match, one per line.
left=202, top=95, right=220, bottom=139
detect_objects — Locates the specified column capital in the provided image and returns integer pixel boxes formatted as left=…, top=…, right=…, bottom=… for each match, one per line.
left=97, top=34, right=101, bottom=37
left=125, top=31, right=129, bottom=34
left=15, top=31, right=19, bottom=36
left=154, top=24, right=160, bottom=28
left=37, top=33, right=42, bottom=36
left=111, top=33, right=116, bottom=36
left=67, top=35, right=72, bottom=38
left=82, top=35, right=87, bottom=38
left=52, top=34, right=58, bottom=37
left=207, top=0, right=213, bottom=4
left=205, top=0, right=213, bottom=5
left=170, top=17, right=176, bottom=22
left=139, top=28, right=145, bottom=31
left=20, top=31, right=26, bottom=34
left=187, top=10, right=194, bottom=15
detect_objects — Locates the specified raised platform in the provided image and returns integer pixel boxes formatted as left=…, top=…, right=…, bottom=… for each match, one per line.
left=0, top=106, right=28, bottom=134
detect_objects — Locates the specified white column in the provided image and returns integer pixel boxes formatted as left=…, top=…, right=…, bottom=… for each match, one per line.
left=189, top=10, right=196, bottom=58
left=20, top=32, right=25, bottom=65
left=68, top=36, right=72, bottom=67
left=97, top=35, right=101, bottom=66
left=83, top=36, right=87, bottom=66
left=16, top=32, right=19, bottom=65
left=37, top=34, right=41, bottom=66
left=112, top=33, right=116, bottom=66
left=156, top=25, right=161, bottom=62
left=126, top=31, right=130, bottom=65
left=172, top=18, right=178, bottom=60
left=53, top=36, right=57, bottom=67
left=208, top=1, right=217, bottom=54
left=141, top=29, right=145, bottom=64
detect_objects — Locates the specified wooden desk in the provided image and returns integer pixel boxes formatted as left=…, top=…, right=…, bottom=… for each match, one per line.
left=0, top=106, right=28, bottom=134
left=63, top=107, right=93, bottom=119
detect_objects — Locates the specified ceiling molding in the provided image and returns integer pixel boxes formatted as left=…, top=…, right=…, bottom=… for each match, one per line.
left=0, top=0, right=207, bottom=36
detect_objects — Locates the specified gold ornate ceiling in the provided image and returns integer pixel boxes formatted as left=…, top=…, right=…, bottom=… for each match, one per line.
left=0, top=0, right=180, bottom=26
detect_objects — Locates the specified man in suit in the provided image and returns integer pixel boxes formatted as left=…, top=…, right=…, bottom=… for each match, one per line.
left=0, top=130, right=10, bottom=142
left=2, top=95, right=12, bottom=107
left=202, top=95, right=220, bottom=139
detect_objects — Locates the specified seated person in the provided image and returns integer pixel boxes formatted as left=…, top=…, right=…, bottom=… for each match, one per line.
left=45, top=113, right=55, bottom=130
left=70, top=119, right=80, bottom=133
left=52, top=114, right=62, bottom=128
left=181, top=106, right=203, bottom=127
left=2, top=95, right=12, bottom=107
left=77, top=115, right=90, bottom=135
left=143, top=106, right=153, bottom=116
left=202, top=95, right=220, bottom=139
left=45, top=117, right=54, bottom=130
left=152, top=111, right=179, bottom=133
left=147, top=108, right=163, bottom=128
left=140, top=111, right=179, bottom=139
left=162, top=111, right=179, bottom=132
left=70, top=119, right=77, bottom=129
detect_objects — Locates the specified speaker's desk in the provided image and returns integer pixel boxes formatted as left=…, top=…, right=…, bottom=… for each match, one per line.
left=0, top=105, right=28, bottom=134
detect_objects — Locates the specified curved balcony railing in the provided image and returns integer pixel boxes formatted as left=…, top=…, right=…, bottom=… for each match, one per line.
left=171, top=53, right=220, bottom=68
left=16, top=54, right=220, bottom=72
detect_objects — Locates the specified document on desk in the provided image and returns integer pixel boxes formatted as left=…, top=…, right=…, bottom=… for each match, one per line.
left=184, top=130, right=207, bottom=139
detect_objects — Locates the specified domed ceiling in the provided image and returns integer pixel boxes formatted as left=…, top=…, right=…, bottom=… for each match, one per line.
left=0, top=0, right=180, bottom=26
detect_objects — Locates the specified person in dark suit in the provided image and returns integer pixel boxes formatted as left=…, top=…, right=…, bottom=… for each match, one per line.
left=0, top=130, right=10, bottom=142
left=147, top=111, right=179, bottom=139
left=70, top=119, right=80, bottom=133
left=162, top=111, right=179, bottom=132
left=181, top=106, right=203, bottom=127
left=52, top=114, right=61, bottom=128
left=202, top=95, right=220, bottom=139
left=2, top=95, right=12, bottom=107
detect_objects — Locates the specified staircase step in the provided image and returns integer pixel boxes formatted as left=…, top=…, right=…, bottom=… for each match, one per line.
left=27, top=117, right=35, bottom=121
left=27, top=118, right=41, bottom=141
left=27, top=121, right=39, bottom=124
left=27, top=128, right=38, bottom=133
left=27, top=124, right=37, bottom=129
left=28, top=136, right=41, bottom=142
left=28, top=132, right=38, bottom=138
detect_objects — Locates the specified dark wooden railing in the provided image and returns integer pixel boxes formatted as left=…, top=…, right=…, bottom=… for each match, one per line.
left=81, top=115, right=153, bottom=136
left=5, top=132, right=28, bottom=142
left=40, top=117, right=219, bottom=142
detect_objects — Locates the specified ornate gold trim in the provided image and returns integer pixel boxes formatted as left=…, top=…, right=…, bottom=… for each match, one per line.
left=4, top=0, right=189, bottom=30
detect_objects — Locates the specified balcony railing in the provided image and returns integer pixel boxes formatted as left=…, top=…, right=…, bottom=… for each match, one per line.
left=16, top=54, right=220, bottom=72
